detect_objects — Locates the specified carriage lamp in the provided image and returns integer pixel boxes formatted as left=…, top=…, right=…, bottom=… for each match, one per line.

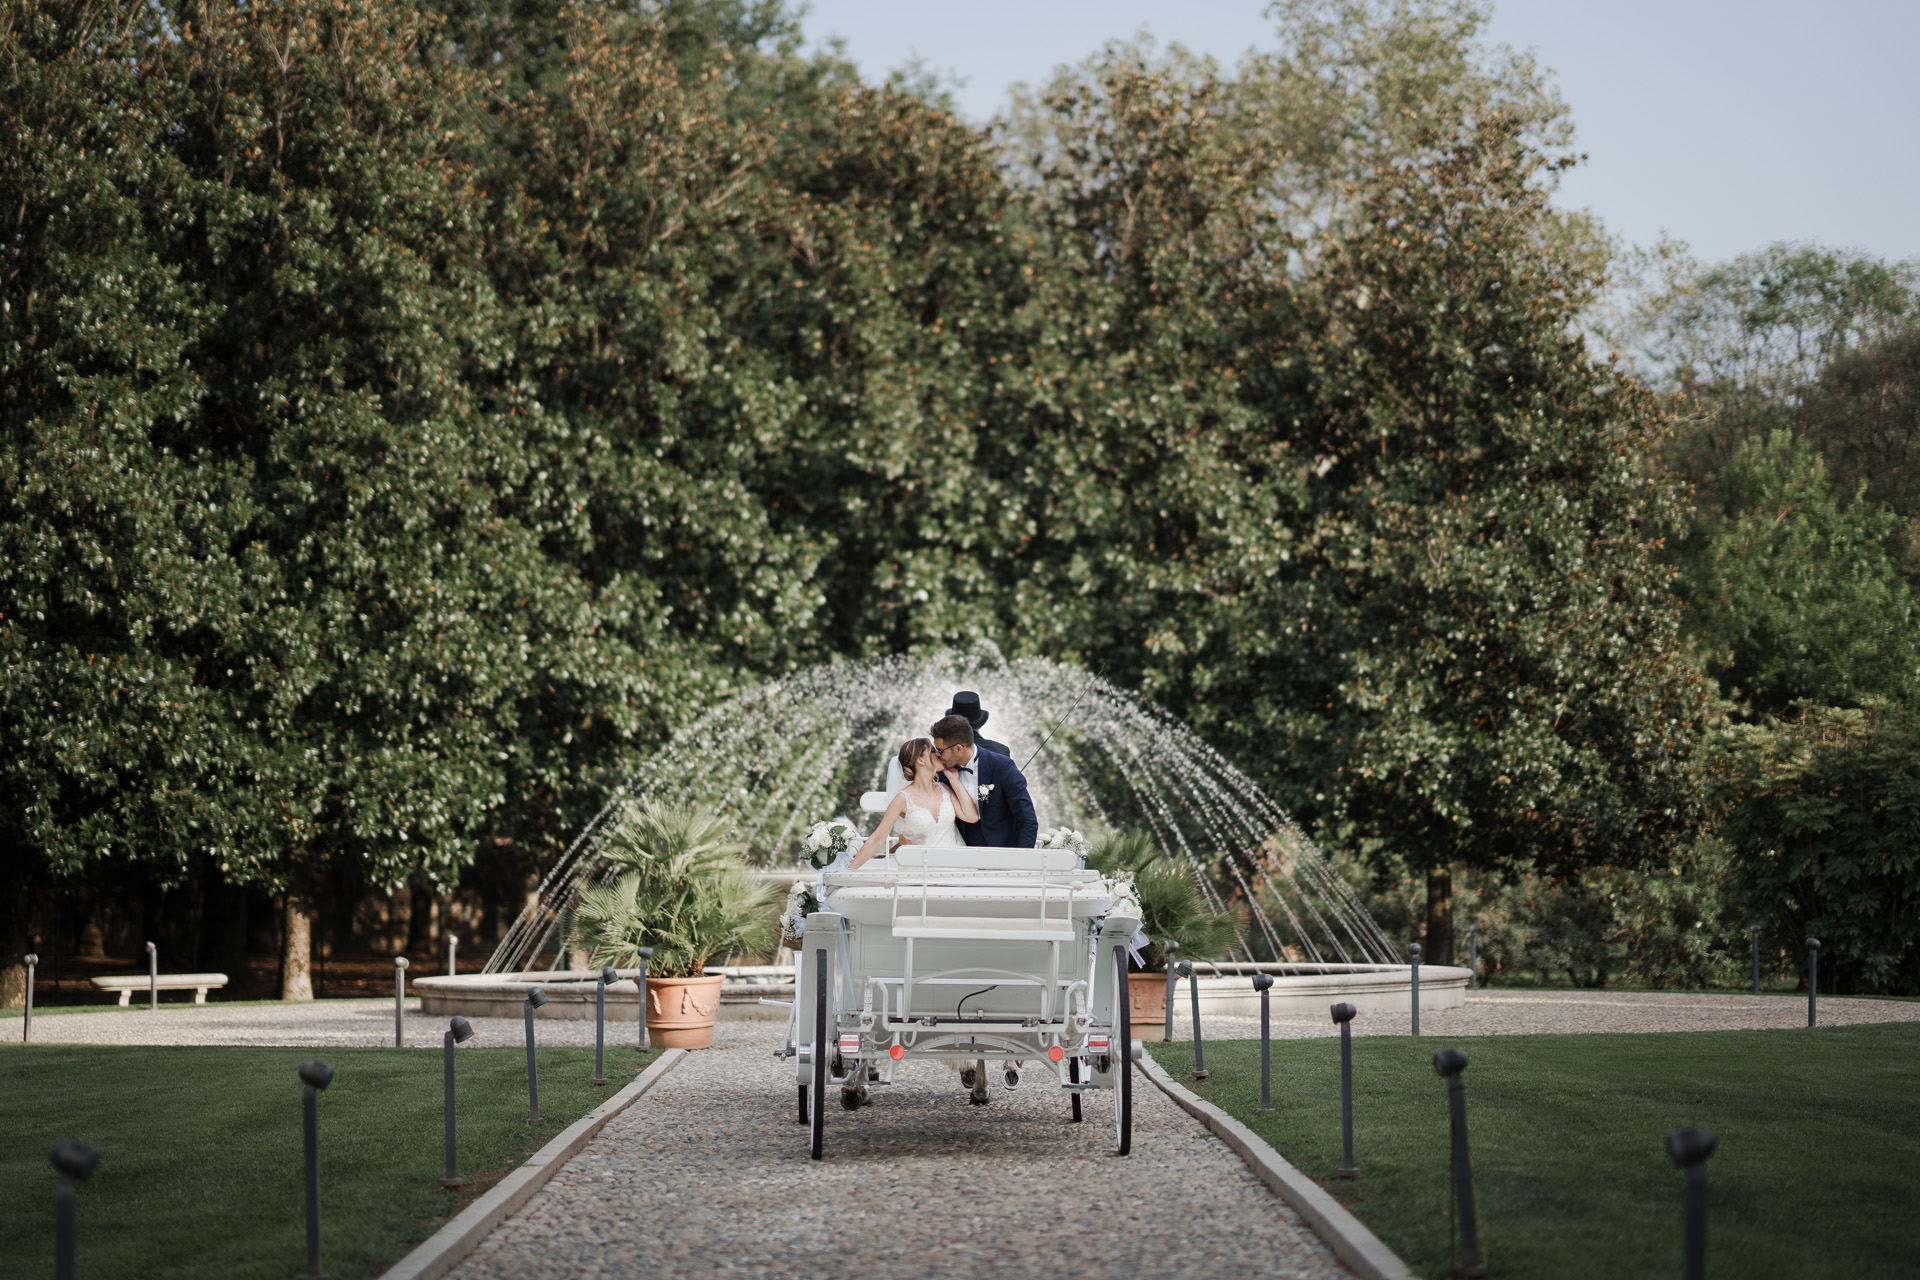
left=442, top=1017, right=476, bottom=1187
left=297, top=1061, right=335, bottom=1279
left=523, top=987, right=549, bottom=1124
left=594, top=966, right=618, bottom=1084
left=52, top=1140, right=99, bottom=1280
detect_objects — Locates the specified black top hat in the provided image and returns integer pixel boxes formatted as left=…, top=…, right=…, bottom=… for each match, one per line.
left=944, top=690, right=989, bottom=729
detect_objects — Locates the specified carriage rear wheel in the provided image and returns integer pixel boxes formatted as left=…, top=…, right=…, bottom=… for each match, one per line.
left=809, top=947, right=828, bottom=1160
left=1112, top=945, right=1132, bottom=1156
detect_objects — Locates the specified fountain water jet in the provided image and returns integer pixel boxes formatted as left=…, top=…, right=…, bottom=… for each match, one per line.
left=485, top=642, right=1405, bottom=975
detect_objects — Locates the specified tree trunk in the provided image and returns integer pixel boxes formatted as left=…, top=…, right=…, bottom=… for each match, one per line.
left=0, top=835, right=35, bottom=1009
left=1423, top=864, right=1454, bottom=966
left=280, top=895, right=314, bottom=1001
left=408, top=884, right=434, bottom=954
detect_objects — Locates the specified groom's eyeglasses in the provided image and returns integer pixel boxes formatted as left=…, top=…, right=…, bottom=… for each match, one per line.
left=931, top=742, right=962, bottom=757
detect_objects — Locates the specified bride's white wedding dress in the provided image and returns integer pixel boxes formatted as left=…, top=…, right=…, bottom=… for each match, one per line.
left=895, top=789, right=963, bottom=848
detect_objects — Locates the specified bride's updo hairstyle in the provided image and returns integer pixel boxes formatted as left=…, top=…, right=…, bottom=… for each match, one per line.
left=898, top=737, right=933, bottom=782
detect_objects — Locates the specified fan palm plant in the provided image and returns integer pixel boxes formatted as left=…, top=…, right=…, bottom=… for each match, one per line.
left=565, top=800, right=778, bottom=978
left=1087, top=829, right=1243, bottom=973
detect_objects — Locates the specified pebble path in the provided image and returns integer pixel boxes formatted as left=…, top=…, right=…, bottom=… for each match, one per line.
left=17, top=988, right=1917, bottom=1047
left=445, top=1019, right=1353, bottom=1280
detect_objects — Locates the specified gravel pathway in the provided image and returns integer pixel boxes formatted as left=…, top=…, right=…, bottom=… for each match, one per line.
left=1182, top=988, right=1920, bottom=1043
left=18, top=987, right=1916, bottom=1048
left=446, top=1019, right=1352, bottom=1280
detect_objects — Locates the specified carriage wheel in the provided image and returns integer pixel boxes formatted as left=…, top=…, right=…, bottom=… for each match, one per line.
left=798, top=1084, right=808, bottom=1125
left=1069, top=1055, right=1082, bottom=1123
left=809, top=948, right=828, bottom=1160
left=1112, top=945, right=1132, bottom=1156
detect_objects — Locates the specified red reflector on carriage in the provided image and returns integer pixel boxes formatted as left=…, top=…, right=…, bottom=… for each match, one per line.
left=889, top=1045, right=905, bottom=1060
left=1047, top=1045, right=1064, bottom=1062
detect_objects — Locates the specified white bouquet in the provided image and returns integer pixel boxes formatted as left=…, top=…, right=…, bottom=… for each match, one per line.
left=800, top=818, right=862, bottom=870
left=1037, top=826, right=1089, bottom=859
left=778, top=881, right=819, bottom=949
left=1104, top=870, right=1143, bottom=924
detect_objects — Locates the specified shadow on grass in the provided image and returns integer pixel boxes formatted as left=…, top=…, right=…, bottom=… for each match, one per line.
left=0, top=1042, right=657, bottom=1279
left=1150, top=1023, right=1920, bottom=1280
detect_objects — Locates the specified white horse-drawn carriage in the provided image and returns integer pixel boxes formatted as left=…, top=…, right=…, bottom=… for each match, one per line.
left=778, top=845, right=1143, bottom=1160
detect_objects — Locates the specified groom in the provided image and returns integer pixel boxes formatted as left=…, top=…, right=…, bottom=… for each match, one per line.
left=931, top=714, right=1038, bottom=849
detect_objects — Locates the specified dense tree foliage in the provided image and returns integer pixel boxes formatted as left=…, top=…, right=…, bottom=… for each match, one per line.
left=15, top=0, right=1912, bottom=996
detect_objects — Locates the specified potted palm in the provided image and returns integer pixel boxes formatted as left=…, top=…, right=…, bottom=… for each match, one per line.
left=566, top=800, right=778, bottom=1048
left=1087, top=830, right=1242, bottom=1038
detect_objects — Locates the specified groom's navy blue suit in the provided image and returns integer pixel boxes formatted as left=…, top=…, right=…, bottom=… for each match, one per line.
left=942, top=748, right=1038, bottom=849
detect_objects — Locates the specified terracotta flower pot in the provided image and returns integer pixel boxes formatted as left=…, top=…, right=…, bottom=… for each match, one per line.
left=1127, top=971, right=1167, bottom=1039
left=645, top=973, right=724, bottom=1049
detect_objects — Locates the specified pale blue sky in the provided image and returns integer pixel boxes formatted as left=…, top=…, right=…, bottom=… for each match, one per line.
left=796, top=1, right=1920, bottom=266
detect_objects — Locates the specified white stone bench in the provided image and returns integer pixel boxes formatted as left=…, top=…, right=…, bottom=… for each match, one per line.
left=91, top=973, right=230, bottom=1005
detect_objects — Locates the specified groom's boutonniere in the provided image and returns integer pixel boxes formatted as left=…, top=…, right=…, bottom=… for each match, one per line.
left=978, top=783, right=996, bottom=803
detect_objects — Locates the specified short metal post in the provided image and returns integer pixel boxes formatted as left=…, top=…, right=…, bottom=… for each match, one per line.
left=594, top=966, right=616, bottom=1084
left=146, top=941, right=157, bottom=1011
left=51, top=1141, right=97, bottom=1280
left=1331, top=1003, right=1358, bottom=1176
left=393, top=956, right=409, bottom=1048
left=298, top=1061, right=334, bottom=1279
left=1750, top=925, right=1760, bottom=996
left=1162, top=941, right=1179, bottom=1044
left=442, top=1017, right=473, bottom=1187
left=1253, top=974, right=1274, bottom=1111
left=1806, top=938, right=1820, bottom=1027
left=1467, top=925, right=1479, bottom=991
left=1410, top=942, right=1422, bottom=1036
left=1667, top=1128, right=1716, bottom=1280
left=1433, top=1049, right=1485, bottom=1277
left=23, top=953, right=36, bottom=1042
left=523, top=987, right=548, bottom=1122
left=446, top=933, right=458, bottom=976
left=1176, top=960, right=1205, bottom=1080
left=635, top=947, right=653, bottom=1052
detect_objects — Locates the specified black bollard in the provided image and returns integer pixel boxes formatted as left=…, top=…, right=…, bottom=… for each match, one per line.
left=523, top=987, right=549, bottom=1123
left=594, top=966, right=617, bottom=1084
left=298, top=1061, right=335, bottom=1279
left=1806, top=938, right=1820, bottom=1027
left=635, top=947, right=654, bottom=1052
left=1433, top=1049, right=1486, bottom=1278
left=51, top=1140, right=98, bottom=1280
left=442, top=1017, right=475, bottom=1187
left=1176, top=960, right=1206, bottom=1080
left=23, top=952, right=35, bottom=1043
left=394, top=956, right=409, bottom=1048
left=1667, top=1127, right=1717, bottom=1280
left=1252, top=974, right=1275, bottom=1112
left=146, top=941, right=157, bottom=1011
left=1331, top=1002, right=1357, bottom=1177
left=1749, top=924, right=1760, bottom=996
left=1162, top=941, right=1179, bottom=1044
left=1467, top=925, right=1479, bottom=992
left=1410, top=942, right=1422, bottom=1036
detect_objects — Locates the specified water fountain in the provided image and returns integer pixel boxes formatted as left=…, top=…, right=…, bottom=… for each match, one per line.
left=415, top=642, right=1462, bottom=1022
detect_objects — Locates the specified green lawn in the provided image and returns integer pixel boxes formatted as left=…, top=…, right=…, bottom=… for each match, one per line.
left=1150, top=1024, right=1920, bottom=1280
left=0, top=1042, right=653, bottom=1279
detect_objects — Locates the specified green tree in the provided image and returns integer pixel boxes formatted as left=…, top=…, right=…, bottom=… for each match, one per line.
left=1706, top=703, right=1920, bottom=995
left=1682, top=430, right=1919, bottom=714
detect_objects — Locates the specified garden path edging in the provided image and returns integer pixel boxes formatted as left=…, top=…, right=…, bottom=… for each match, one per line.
left=1138, top=1054, right=1415, bottom=1280
left=379, top=1047, right=688, bottom=1280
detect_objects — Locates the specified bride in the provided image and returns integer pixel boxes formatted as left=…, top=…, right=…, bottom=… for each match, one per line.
left=850, top=738, right=978, bottom=869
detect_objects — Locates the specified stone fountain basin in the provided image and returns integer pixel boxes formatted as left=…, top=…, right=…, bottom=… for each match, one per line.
left=415, top=964, right=1463, bottom=1022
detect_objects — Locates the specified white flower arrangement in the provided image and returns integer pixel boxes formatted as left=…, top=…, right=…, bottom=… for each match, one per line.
left=778, top=881, right=819, bottom=949
left=1037, top=826, right=1089, bottom=858
left=800, top=818, right=861, bottom=870
left=1104, top=870, right=1143, bottom=924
